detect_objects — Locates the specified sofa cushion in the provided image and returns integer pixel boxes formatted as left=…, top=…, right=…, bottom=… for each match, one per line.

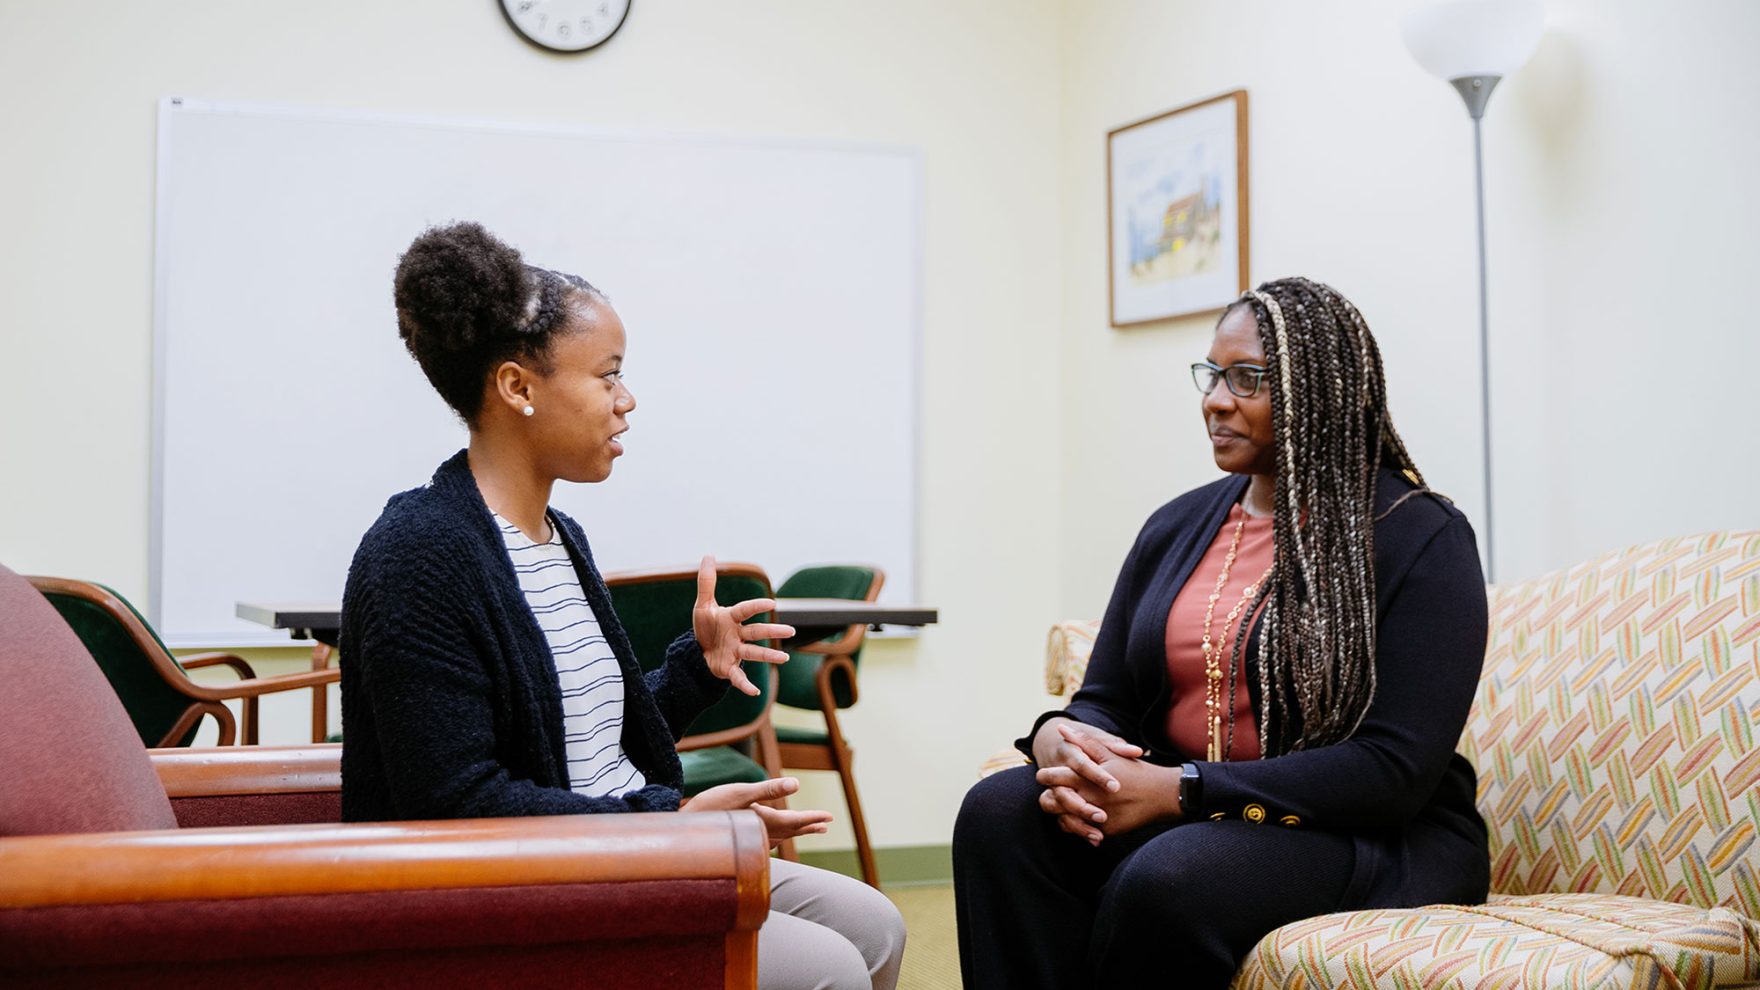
left=1045, top=619, right=1101, bottom=697
left=1463, top=532, right=1760, bottom=914
left=1234, top=893, right=1760, bottom=990
left=0, top=565, right=176, bottom=836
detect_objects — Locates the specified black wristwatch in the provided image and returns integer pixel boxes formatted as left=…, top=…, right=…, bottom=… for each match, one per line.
left=1178, top=763, right=1203, bottom=819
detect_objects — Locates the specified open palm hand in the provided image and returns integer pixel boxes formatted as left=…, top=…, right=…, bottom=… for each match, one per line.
left=691, top=555, right=794, bottom=696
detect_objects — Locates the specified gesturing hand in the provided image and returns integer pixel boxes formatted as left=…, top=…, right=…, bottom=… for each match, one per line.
left=681, top=777, right=834, bottom=848
left=692, top=555, right=795, bottom=696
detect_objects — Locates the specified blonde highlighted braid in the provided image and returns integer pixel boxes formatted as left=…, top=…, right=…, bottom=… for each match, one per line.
left=1228, top=278, right=1429, bottom=755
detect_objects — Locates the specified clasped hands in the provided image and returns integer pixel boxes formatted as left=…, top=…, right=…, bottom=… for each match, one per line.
left=1031, top=717, right=1182, bottom=846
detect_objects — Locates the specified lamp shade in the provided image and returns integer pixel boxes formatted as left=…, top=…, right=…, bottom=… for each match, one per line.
left=1400, top=0, right=1544, bottom=81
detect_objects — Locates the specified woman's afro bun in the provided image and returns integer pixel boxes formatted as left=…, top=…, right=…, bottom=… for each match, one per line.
left=393, top=222, right=537, bottom=420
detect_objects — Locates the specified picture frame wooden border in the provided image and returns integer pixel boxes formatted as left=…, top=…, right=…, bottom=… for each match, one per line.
left=1106, top=89, right=1250, bottom=328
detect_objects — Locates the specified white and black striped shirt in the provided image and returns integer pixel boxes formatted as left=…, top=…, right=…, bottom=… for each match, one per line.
left=494, top=512, right=647, bottom=798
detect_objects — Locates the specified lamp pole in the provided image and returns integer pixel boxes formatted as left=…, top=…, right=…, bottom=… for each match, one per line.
left=1402, top=0, right=1543, bottom=586
left=1454, top=74, right=1498, bottom=583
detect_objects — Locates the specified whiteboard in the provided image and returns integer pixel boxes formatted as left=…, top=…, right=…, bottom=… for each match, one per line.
left=152, top=99, right=921, bottom=647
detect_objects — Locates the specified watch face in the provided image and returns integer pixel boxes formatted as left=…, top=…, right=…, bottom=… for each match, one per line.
left=500, top=0, right=632, bottom=53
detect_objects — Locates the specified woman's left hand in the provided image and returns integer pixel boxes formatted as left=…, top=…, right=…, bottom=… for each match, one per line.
left=1036, top=723, right=1182, bottom=843
left=681, top=777, right=834, bottom=848
left=692, top=555, right=795, bottom=696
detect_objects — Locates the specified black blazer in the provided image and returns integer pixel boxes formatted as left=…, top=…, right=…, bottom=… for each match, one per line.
left=1022, top=469, right=1491, bottom=908
left=339, top=450, right=727, bottom=823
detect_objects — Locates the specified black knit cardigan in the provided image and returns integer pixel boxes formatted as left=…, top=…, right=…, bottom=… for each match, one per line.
left=339, top=450, right=727, bottom=822
left=1020, top=469, right=1492, bottom=909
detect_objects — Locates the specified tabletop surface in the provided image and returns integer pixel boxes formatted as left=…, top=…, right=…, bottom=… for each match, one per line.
left=237, top=598, right=938, bottom=632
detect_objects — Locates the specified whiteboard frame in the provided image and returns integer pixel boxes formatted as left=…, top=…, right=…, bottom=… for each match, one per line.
left=149, top=97, right=925, bottom=649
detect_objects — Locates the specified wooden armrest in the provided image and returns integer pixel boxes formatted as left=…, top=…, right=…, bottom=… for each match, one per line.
left=0, top=812, right=768, bottom=918
left=0, top=812, right=768, bottom=988
left=151, top=744, right=341, bottom=798
left=178, top=652, right=257, bottom=678
left=179, top=665, right=341, bottom=703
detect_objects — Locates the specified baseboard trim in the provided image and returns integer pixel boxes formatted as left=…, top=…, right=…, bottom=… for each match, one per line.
left=796, top=844, right=952, bottom=887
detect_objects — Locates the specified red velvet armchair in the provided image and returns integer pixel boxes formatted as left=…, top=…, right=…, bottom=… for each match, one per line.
left=0, top=563, right=767, bottom=989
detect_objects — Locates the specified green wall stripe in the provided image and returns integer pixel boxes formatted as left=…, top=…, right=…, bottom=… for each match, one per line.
left=796, top=844, right=952, bottom=887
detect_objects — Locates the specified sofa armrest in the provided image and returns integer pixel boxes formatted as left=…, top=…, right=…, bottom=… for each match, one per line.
left=0, top=811, right=768, bottom=989
left=150, top=744, right=342, bottom=828
left=1044, top=619, right=1101, bottom=697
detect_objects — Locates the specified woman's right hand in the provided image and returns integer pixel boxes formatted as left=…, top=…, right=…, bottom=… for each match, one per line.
left=681, top=777, right=834, bottom=847
left=1031, top=716, right=1143, bottom=789
left=1030, top=717, right=1143, bottom=837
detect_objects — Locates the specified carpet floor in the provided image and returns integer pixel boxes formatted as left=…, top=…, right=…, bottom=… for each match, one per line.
left=887, top=883, right=960, bottom=990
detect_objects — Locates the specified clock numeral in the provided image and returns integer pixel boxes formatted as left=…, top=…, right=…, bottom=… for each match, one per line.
left=581, top=18, right=594, bottom=34
left=536, top=13, right=547, bottom=29
left=517, top=1, right=533, bottom=12
left=557, top=21, right=571, bottom=38
left=599, top=3, right=611, bottom=15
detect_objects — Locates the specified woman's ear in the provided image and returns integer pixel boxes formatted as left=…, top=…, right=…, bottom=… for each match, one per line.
left=490, top=360, right=536, bottom=416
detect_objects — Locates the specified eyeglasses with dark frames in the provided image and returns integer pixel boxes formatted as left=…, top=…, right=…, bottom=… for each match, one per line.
left=1190, top=361, right=1269, bottom=398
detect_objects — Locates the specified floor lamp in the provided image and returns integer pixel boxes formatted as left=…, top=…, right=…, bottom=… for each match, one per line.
left=1400, top=0, right=1543, bottom=583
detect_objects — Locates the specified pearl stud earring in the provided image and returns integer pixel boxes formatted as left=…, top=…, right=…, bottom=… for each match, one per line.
left=522, top=405, right=535, bottom=417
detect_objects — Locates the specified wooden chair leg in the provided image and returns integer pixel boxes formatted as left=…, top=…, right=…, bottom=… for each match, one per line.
left=823, top=708, right=878, bottom=887
left=310, top=643, right=333, bottom=744
left=811, top=656, right=877, bottom=885
left=241, top=696, right=260, bottom=745
left=756, top=714, right=799, bottom=863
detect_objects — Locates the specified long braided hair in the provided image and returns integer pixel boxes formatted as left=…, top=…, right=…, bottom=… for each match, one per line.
left=1224, top=277, right=1429, bottom=755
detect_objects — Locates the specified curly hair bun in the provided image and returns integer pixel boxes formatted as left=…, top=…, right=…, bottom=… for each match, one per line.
left=393, top=222, right=532, bottom=357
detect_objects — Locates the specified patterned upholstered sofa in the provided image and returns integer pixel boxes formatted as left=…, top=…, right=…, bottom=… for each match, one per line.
left=1017, top=532, right=1760, bottom=988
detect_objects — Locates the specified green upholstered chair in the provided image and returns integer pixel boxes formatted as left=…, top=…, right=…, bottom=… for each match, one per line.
left=27, top=576, right=340, bottom=747
left=773, top=565, right=885, bottom=887
left=603, top=563, right=786, bottom=803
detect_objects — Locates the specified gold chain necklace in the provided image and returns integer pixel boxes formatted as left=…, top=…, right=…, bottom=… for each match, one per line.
left=1201, top=516, right=1275, bottom=761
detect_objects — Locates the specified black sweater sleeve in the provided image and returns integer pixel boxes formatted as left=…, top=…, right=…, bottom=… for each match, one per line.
left=349, top=541, right=681, bottom=818
left=644, top=630, right=730, bottom=738
left=1192, top=515, right=1488, bottom=828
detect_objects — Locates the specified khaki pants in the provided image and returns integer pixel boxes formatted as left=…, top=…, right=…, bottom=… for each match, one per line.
left=758, top=858, right=906, bottom=990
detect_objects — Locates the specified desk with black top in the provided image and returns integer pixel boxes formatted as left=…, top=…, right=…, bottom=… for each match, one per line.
left=236, top=599, right=939, bottom=649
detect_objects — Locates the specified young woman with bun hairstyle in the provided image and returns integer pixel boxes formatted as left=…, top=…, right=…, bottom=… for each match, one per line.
left=341, top=222, right=904, bottom=990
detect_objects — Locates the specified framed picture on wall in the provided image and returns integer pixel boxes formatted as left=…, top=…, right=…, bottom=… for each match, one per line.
left=1107, top=89, right=1249, bottom=327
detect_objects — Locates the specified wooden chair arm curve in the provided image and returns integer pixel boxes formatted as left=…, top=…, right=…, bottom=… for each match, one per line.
left=0, top=810, right=771, bottom=926
left=177, top=652, right=257, bottom=678
left=178, top=665, right=342, bottom=702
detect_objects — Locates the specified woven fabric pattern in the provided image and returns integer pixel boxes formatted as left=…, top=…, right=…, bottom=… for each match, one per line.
left=1463, top=532, right=1760, bottom=915
left=1232, top=893, right=1760, bottom=990
left=1045, top=619, right=1102, bottom=696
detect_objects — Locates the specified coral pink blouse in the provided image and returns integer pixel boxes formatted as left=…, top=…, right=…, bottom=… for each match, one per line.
left=1164, top=503, right=1274, bottom=762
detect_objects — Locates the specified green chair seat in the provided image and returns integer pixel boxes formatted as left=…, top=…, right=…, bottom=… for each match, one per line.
left=773, top=724, right=830, bottom=746
left=679, top=747, right=768, bottom=798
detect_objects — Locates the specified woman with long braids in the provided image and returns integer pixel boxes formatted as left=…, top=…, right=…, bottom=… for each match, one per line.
left=952, top=277, right=1489, bottom=988
left=341, top=222, right=905, bottom=990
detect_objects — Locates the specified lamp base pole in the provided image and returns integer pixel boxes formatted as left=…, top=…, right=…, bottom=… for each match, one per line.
left=1455, top=76, right=1499, bottom=583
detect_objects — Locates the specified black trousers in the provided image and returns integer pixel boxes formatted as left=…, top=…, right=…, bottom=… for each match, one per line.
left=953, top=766, right=1358, bottom=990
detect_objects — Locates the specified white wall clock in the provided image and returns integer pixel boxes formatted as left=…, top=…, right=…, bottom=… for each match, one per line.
left=499, top=0, right=632, bottom=54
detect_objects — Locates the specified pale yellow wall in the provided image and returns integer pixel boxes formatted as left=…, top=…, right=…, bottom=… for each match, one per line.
left=0, top=0, right=1066, bottom=852
left=5, top=0, right=1756, bottom=856
left=1055, top=0, right=1760, bottom=616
